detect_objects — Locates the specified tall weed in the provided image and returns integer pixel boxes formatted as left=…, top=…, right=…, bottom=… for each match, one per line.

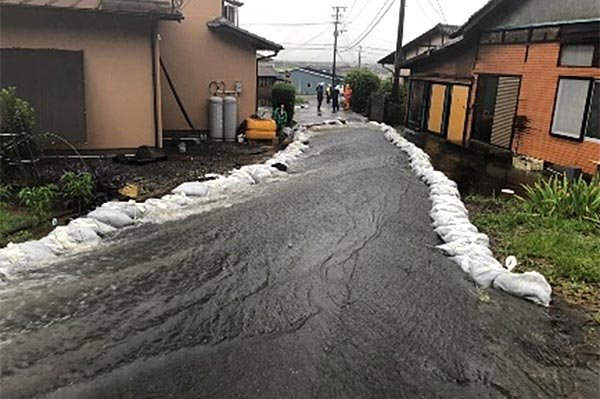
left=519, top=175, right=600, bottom=220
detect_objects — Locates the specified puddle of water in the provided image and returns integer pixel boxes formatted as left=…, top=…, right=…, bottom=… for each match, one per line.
left=402, top=130, right=541, bottom=196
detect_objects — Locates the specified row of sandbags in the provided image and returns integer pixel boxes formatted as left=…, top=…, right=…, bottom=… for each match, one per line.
left=375, top=122, right=551, bottom=306
left=0, top=128, right=312, bottom=282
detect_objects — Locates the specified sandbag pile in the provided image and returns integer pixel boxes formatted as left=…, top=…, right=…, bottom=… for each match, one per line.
left=377, top=122, right=551, bottom=306
left=0, top=127, right=313, bottom=282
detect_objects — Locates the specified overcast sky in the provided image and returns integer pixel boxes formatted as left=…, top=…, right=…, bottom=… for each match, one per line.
left=239, top=0, right=488, bottom=64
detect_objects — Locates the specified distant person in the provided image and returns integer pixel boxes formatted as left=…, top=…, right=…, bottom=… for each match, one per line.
left=332, top=85, right=340, bottom=113
left=316, top=82, right=324, bottom=113
left=272, top=103, right=288, bottom=143
left=326, top=84, right=332, bottom=104
left=344, top=84, right=353, bottom=111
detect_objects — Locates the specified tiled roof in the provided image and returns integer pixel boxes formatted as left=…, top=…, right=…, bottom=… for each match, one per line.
left=378, top=23, right=460, bottom=65
left=0, top=0, right=182, bottom=19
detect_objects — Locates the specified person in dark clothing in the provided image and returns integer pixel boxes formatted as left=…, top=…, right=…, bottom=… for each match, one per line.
left=316, top=83, right=324, bottom=113
left=332, top=85, right=340, bottom=113
left=326, top=84, right=332, bottom=104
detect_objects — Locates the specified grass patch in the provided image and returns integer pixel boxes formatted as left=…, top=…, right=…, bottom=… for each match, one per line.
left=0, top=205, right=39, bottom=247
left=466, top=195, right=600, bottom=313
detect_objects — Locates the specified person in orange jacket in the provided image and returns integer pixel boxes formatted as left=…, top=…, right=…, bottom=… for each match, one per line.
left=343, top=84, right=353, bottom=111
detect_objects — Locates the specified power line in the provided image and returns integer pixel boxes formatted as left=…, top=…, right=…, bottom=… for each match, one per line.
left=412, top=0, right=436, bottom=25
left=241, top=22, right=332, bottom=27
left=433, top=0, right=448, bottom=24
left=425, top=0, right=447, bottom=24
left=344, top=0, right=397, bottom=51
left=280, top=25, right=331, bottom=56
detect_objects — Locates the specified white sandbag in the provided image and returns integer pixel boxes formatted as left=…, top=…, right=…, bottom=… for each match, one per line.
left=17, top=241, right=57, bottom=263
left=68, top=217, right=116, bottom=237
left=100, top=201, right=141, bottom=220
left=240, top=165, right=274, bottom=183
left=87, top=209, right=134, bottom=228
left=172, top=182, right=209, bottom=197
left=437, top=241, right=494, bottom=258
left=46, top=225, right=99, bottom=250
left=161, top=194, right=196, bottom=207
left=435, top=223, right=479, bottom=238
left=438, top=231, right=490, bottom=247
left=229, top=169, right=257, bottom=185
left=469, top=261, right=507, bottom=288
left=66, top=226, right=101, bottom=245
left=493, top=271, right=552, bottom=306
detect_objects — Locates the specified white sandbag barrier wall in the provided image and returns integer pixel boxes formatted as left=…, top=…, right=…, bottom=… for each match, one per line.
left=375, top=122, right=552, bottom=307
left=0, top=128, right=313, bottom=282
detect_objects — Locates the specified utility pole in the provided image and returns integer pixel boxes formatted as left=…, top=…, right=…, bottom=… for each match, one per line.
left=358, top=46, right=362, bottom=68
left=392, top=0, right=406, bottom=99
left=332, top=6, right=346, bottom=88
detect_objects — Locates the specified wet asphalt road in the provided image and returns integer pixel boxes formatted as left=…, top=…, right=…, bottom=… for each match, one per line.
left=0, top=126, right=598, bottom=398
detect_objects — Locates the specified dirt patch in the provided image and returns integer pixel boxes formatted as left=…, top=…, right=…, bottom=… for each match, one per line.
left=116, top=142, right=278, bottom=199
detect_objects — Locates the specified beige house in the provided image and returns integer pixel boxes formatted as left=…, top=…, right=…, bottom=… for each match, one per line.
left=0, top=0, right=182, bottom=150
left=159, top=0, right=283, bottom=138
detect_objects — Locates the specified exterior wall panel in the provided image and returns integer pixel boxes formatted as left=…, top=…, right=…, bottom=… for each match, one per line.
left=159, top=0, right=257, bottom=133
left=0, top=7, right=157, bottom=150
left=471, top=42, right=600, bottom=174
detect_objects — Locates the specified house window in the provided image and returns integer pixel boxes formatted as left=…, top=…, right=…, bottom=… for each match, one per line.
left=503, top=29, right=530, bottom=44
left=551, top=78, right=594, bottom=140
left=585, top=81, right=600, bottom=140
left=560, top=44, right=597, bottom=67
left=531, top=27, right=560, bottom=42
left=223, top=4, right=239, bottom=26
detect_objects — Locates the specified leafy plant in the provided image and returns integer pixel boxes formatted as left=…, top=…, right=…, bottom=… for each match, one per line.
left=60, top=172, right=94, bottom=214
left=272, top=82, right=296, bottom=126
left=344, top=68, right=381, bottom=114
left=519, top=175, right=600, bottom=220
left=0, top=87, right=36, bottom=134
left=17, top=184, right=57, bottom=223
left=0, top=184, right=12, bottom=203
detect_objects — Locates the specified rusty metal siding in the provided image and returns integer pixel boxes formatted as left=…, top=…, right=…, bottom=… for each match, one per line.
left=0, top=48, right=86, bottom=143
left=490, top=76, right=520, bottom=148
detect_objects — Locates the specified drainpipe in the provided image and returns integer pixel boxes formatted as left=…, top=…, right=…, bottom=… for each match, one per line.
left=256, top=50, right=280, bottom=113
left=151, top=20, right=160, bottom=148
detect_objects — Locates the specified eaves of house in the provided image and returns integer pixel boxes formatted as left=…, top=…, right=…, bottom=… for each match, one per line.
left=0, top=0, right=183, bottom=20
left=207, top=17, right=283, bottom=53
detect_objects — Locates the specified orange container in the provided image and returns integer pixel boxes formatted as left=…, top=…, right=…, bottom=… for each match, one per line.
left=246, top=129, right=276, bottom=141
left=246, top=118, right=277, bottom=132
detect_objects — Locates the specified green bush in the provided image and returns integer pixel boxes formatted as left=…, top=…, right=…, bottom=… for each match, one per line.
left=272, top=82, right=296, bottom=126
left=519, top=175, right=600, bottom=220
left=61, top=172, right=95, bottom=214
left=345, top=68, right=381, bottom=114
left=0, top=87, right=36, bottom=134
left=17, top=184, right=57, bottom=223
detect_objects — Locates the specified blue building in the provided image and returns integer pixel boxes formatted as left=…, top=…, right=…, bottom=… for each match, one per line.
left=289, top=67, right=344, bottom=95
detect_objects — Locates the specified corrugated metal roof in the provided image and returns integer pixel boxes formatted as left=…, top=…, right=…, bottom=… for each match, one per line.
left=0, top=0, right=182, bottom=19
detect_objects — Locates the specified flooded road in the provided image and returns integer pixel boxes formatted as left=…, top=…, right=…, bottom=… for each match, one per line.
left=402, top=129, right=541, bottom=196
left=0, top=127, right=597, bottom=398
